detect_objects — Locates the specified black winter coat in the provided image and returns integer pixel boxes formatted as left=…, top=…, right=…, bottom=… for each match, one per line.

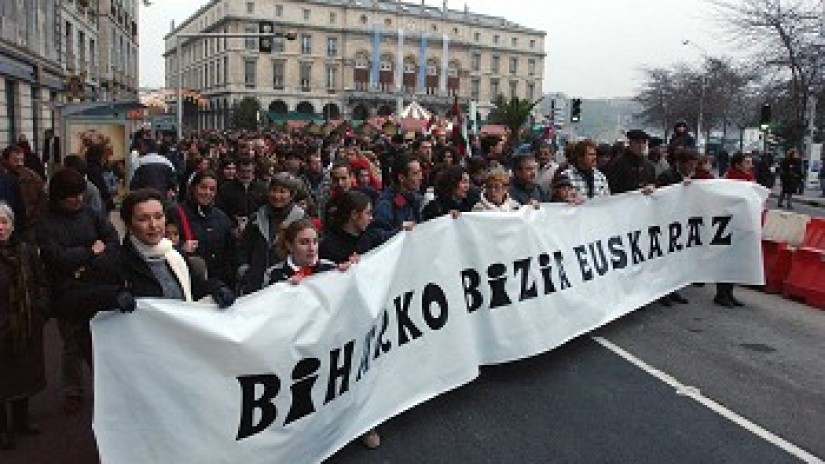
left=216, top=179, right=268, bottom=222
left=264, top=259, right=337, bottom=287
left=319, top=226, right=382, bottom=264
left=779, top=157, right=804, bottom=192
left=130, top=162, right=177, bottom=195
left=509, top=180, right=549, bottom=206
left=238, top=204, right=306, bottom=294
left=421, top=196, right=475, bottom=222
left=170, top=202, right=237, bottom=287
left=605, top=152, right=657, bottom=194
left=656, top=167, right=688, bottom=188
left=35, top=206, right=121, bottom=319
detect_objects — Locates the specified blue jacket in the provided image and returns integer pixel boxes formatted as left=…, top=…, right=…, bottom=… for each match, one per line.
left=368, top=186, right=423, bottom=246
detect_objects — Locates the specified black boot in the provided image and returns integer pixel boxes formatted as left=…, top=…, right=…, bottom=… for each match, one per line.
left=0, top=403, right=15, bottom=451
left=10, top=398, right=39, bottom=436
left=714, top=284, right=735, bottom=307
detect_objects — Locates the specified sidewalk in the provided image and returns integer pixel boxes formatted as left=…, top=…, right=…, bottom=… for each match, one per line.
left=769, top=186, right=825, bottom=208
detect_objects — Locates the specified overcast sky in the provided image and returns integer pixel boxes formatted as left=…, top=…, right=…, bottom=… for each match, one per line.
left=138, top=0, right=725, bottom=99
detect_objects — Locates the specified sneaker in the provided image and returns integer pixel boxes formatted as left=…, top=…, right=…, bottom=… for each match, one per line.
left=361, top=430, right=381, bottom=449
left=670, top=293, right=689, bottom=304
left=713, top=295, right=735, bottom=308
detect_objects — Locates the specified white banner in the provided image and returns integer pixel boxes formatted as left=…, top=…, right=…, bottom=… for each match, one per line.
left=92, top=181, right=767, bottom=464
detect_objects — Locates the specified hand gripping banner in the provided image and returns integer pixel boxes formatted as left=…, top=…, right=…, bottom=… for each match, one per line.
left=92, top=181, right=767, bottom=463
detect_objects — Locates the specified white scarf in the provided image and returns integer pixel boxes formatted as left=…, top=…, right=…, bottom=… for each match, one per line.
left=129, top=236, right=193, bottom=302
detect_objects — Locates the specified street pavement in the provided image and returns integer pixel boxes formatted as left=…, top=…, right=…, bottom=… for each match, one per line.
left=5, top=282, right=824, bottom=464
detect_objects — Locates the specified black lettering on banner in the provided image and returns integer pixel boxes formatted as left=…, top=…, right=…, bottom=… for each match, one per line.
left=607, top=235, right=628, bottom=270
left=538, top=253, right=556, bottom=294
left=589, top=241, right=609, bottom=276
left=668, top=222, right=683, bottom=253
left=554, top=251, right=572, bottom=290
left=460, top=268, right=483, bottom=313
left=373, top=310, right=391, bottom=360
left=628, top=230, right=645, bottom=264
left=574, top=245, right=593, bottom=281
left=487, top=263, right=512, bottom=308
left=648, top=225, right=664, bottom=259
left=711, top=215, right=733, bottom=245
left=422, top=283, right=449, bottom=330
left=395, top=291, right=422, bottom=345
left=284, top=358, right=321, bottom=425
left=513, top=258, right=539, bottom=301
left=236, top=374, right=281, bottom=440
left=356, top=326, right=376, bottom=381
left=325, top=341, right=355, bottom=404
left=686, top=217, right=704, bottom=248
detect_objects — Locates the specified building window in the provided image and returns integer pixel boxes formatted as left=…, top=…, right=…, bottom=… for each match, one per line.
left=474, top=32, right=480, bottom=42
left=491, top=55, right=499, bottom=74
left=246, top=2, right=254, bottom=14
left=511, top=37, right=518, bottom=47
left=453, top=27, right=459, bottom=35
left=301, top=34, right=312, bottom=55
left=529, top=39, right=536, bottom=49
left=471, top=53, right=480, bottom=72
left=273, top=60, right=284, bottom=89
left=300, top=62, right=312, bottom=91
left=303, top=9, right=310, bottom=21
left=327, top=37, right=338, bottom=57
left=244, top=58, right=257, bottom=88
left=490, top=79, right=499, bottom=99
left=403, top=61, right=416, bottom=73
left=273, top=36, right=284, bottom=53
left=326, top=65, right=337, bottom=89
left=380, top=57, right=392, bottom=72
left=431, top=24, right=438, bottom=32
left=216, top=60, right=221, bottom=85
left=329, top=11, right=337, bottom=23
left=385, top=18, right=392, bottom=26
left=509, top=57, right=517, bottom=75
left=527, top=82, right=535, bottom=101
left=493, top=34, right=500, bottom=45
left=509, top=80, right=518, bottom=99
left=528, top=59, right=536, bottom=76
left=471, top=78, right=480, bottom=100
left=360, top=14, right=368, bottom=24
left=275, top=4, right=283, bottom=17
left=245, top=24, right=257, bottom=51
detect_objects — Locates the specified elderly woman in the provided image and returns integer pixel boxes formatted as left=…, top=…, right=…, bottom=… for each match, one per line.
left=0, top=202, right=49, bottom=450
left=473, top=169, right=521, bottom=212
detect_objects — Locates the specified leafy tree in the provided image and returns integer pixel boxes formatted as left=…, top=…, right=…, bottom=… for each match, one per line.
left=230, top=97, right=261, bottom=131
left=486, top=95, right=543, bottom=148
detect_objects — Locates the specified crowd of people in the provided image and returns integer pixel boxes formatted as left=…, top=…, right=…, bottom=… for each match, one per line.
left=0, top=119, right=800, bottom=452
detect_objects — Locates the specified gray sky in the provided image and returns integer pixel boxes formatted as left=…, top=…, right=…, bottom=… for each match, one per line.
left=138, top=0, right=723, bottom=98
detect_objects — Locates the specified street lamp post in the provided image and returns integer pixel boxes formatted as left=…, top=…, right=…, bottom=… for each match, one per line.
left=174, top=31, right=296, bottom=141
left=683, top=39, right=709, bottom=154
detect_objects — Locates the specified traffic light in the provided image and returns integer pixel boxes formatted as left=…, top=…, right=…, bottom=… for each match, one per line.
left=759, top=103, right=771, bottom=130
left=570, top=98, right=582, bottom=123
left=259, top=21, right=274, bottom=53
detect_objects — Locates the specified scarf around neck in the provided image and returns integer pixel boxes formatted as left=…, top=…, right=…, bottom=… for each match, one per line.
left=129, top=236, right=193, bottom=302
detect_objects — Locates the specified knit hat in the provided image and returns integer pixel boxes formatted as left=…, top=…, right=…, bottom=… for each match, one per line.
left=269, top=172, right=301, bottom=196
left=49, top=168, right=87, bottom=201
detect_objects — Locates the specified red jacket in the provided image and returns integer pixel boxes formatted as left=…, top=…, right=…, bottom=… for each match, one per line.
left=724, top=168, right=754, bottom=182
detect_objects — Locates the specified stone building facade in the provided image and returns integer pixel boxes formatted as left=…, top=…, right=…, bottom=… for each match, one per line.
left=164, top=0, right=545, bottom=131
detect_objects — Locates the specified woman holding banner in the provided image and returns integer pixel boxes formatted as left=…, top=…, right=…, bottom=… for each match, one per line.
left=263, top=219, right=379, bottom=449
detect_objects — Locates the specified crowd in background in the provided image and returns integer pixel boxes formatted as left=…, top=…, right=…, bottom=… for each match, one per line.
left=0, top=118, right=816, bottom=451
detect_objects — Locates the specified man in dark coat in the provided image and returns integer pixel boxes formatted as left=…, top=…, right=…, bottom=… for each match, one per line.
left=509, top=154, right=549, bottom=206
left=605, top=129, right=657, bottom=195
left=216, top=157, right=268, bottom=231
left=129, top=141, right=177, bottom=198
left=368, top=154, right=424, bottom=246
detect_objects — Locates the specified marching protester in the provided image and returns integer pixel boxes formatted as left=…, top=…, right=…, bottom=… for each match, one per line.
left=1, top=145, right=47, bottom=240
left=777, top=148, right=804, bottom=209
left=605, top=129, right=657, bottom=195
left=563, top=139, right=611, bottom=201
left=63, top=156, right=105, bottom=215
left=262, top=218, right=377, bottom=448
left=369, top=154, right=424, bottom=245
left=36, top=168, right=121, bottom=413
left=238, top=173, right=306, bottom=294
left=421, top=165, right=474, bottom=221
left=473, top=168, right=522, bottom=212
left=714, top=152, right=755, bottom=308
left=169, top=171, right=237, bottom=289
left=535, top=141, right=559, bottom=193
left=320, top=190, right=378, bottom=263
left=216, top=157, right=268, bottom=234
left=0, top=202, right=49, bottom=450
left=509, top=154, right=549, bottom=206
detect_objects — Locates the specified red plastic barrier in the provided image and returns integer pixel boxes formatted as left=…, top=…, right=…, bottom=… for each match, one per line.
left=783, top=248, right=825, bottom=309
left=762, top=240, right=792, bottom=293
left=801, top=218, right=825, bottom=251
